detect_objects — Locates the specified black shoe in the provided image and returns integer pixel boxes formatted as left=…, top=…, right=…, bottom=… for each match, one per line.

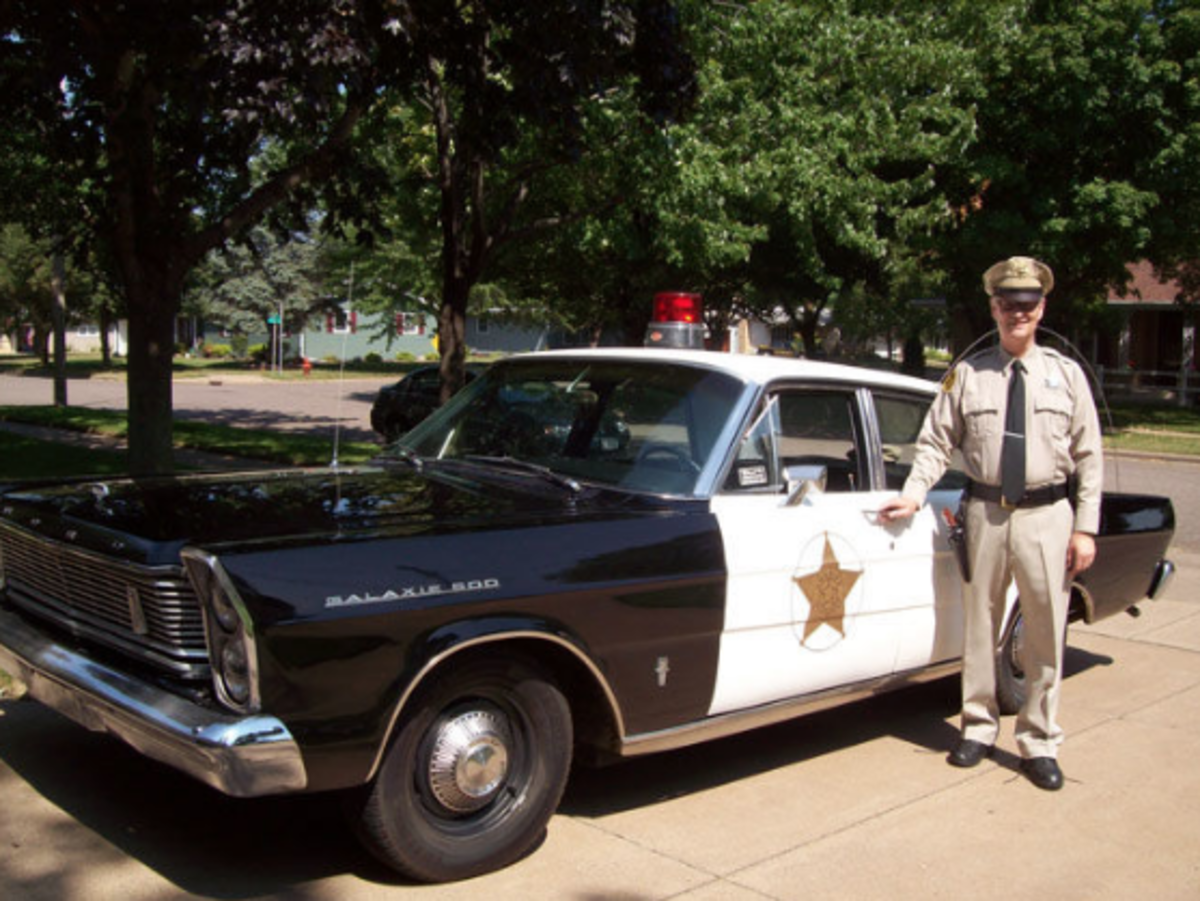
left=947, top=738, right=994, bottom=768
left=1020, top=757, right=1064, bottom=791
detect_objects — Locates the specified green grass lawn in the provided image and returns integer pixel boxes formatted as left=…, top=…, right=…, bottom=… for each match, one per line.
left=0, top=406, right=381, bottom=476
left=0, top=431, right=130, bottom=479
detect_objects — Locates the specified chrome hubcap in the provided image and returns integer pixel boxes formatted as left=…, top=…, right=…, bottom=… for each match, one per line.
left=427, top=708, right=511, bottom=814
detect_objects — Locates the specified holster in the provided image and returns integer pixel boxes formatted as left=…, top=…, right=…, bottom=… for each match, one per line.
left=941, top=504, right=971, bottom=583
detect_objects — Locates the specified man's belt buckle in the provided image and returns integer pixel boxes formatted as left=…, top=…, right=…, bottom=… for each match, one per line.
left=1000, top=495, right=1018, bottom=510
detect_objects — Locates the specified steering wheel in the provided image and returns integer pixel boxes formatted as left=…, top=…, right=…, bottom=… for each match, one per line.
left=635, top=442, right=701, bottom=474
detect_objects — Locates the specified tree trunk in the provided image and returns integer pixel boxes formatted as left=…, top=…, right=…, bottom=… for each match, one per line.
left=438, top=278, right=469, bottom=404
left=99, top=305, right=113, bottom=366
left=51, top=251, right=68, bottom=407
left=124, top=283, right=178, bottom=475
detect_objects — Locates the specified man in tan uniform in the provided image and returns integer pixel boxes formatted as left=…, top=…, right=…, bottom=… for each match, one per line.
left=879, top=256, right=1103, bottom=791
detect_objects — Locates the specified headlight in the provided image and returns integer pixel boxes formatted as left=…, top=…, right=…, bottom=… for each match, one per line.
left=220, top=642, right=251, bottom=704
left=209, top=582, right=241, bottom=632
left=182, top=549, right=261, bottom=713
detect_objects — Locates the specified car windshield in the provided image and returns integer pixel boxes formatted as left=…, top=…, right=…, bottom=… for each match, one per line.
left=392, top=357, right=746, bottom=495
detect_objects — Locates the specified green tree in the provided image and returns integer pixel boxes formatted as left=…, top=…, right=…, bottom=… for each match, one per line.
left=377, top=1, right=695, bottom=400
left=937, top=0, right=1200, bottom=342
left=189, top=229, right=328, bottom=358
left=494, top=0, right=982, bottom=353
left=0, top=223, right=116, bottom=363
left=1, top=1, right=420, bottom=473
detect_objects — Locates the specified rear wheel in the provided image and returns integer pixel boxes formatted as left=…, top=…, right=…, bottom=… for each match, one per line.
left=353, top=656, right=572, bottom=883
left=995, top=602, right=1067, bottom=715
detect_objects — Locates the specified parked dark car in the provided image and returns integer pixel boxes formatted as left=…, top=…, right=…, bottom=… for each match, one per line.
left=370, top=365, right=480, bottom=441
left=0, top=349, right=1175, bottom=883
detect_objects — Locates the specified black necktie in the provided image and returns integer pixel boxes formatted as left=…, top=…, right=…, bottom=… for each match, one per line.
left=1001, top=359, right=1026, bottom=506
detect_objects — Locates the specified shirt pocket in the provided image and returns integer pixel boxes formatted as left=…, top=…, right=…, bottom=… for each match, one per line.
left=961, top=397, right=1002, bottom=478
left=1032, top=394, right=1072, bottom=443
left=962, top=397, right=1001, bottom=439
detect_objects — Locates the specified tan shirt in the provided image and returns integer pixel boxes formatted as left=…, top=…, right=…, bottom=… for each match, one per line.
left=901, top=344, right=1103, bottom=534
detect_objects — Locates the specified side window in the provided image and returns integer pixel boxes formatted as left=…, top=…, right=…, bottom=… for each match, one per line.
left=775, top=391, right=863, bottom=492
left=724, top=389, right=864, bottom=493
left=874, top=393, right=967, bottom=491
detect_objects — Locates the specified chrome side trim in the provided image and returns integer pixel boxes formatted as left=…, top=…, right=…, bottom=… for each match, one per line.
left=368, top=630, right=626, bottom=782
left=0, top=605, right=306, bottom=797
left=619, top=660, right=962, bottom=758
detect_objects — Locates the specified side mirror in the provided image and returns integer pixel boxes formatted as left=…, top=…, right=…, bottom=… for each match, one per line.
left=785, top=464, right=827, bottom=506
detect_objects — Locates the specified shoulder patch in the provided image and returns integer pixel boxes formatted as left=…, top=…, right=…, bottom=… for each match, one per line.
left=941, top=367, right=957, bottom=393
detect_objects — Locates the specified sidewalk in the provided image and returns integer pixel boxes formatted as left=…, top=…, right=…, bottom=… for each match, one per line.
left=0, top=559, right=1196, bottom=899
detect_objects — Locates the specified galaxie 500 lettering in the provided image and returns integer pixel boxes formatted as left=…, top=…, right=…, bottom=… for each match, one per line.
left=325, top=578, right=501, bottom=608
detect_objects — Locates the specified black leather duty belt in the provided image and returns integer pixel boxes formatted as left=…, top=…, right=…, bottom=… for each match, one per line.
left=967, top=480, right=1070, bottom=510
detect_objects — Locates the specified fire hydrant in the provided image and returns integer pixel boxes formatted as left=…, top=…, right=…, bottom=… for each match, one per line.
left=302, top=357, right=312, bottom=377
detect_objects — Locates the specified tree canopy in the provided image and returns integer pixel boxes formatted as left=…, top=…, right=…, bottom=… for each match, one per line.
left=3, top=0, right=1199, bottom=472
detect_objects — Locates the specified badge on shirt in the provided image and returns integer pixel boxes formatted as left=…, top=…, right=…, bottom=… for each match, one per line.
left=1045, top=373, right=1062, bottom=390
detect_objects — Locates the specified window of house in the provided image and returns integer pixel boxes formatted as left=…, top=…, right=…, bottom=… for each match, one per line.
left=395, top=313, right=426, bottom=336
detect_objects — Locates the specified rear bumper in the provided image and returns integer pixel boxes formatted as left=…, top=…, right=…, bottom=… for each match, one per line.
left=0, top=605, right=306, bottom=797
left=1148, top=557, right=1176, bottom=600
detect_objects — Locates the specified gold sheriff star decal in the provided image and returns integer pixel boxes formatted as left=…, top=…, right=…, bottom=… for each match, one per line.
left=794, top=535, right=862, bottom=644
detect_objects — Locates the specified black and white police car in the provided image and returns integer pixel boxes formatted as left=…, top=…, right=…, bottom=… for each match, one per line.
left=0, top=346, right=1175, bottom=882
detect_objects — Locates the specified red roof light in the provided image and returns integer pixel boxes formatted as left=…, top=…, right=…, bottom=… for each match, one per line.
left=651, top=292, right=702, bottom=324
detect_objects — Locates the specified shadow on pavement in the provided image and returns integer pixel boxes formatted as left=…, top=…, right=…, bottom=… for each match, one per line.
left=172, top=407, right=378, bottom=443
left=563, top=644, right=1114, bottom=818
left=0, top=646, right=1114, bottom=897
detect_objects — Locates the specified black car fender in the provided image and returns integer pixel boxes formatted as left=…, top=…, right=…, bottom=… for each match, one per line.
left=366, top=615, right=628, bottom=782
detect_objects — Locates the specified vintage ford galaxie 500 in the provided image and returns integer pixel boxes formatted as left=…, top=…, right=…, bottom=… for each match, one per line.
left=0, top=349, right=1175, bottom=881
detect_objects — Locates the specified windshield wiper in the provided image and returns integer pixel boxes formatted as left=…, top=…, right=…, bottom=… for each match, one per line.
left=460, top=455, right=583, bottom=494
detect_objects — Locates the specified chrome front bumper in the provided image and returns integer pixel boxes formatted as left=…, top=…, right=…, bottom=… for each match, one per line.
left=0, top=606, right=306, bottom=797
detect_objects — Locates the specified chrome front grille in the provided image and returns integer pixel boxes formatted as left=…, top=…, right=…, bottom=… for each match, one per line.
left=0, top=522, right=209, bottom=678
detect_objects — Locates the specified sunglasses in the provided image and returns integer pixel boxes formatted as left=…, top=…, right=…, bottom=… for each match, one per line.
left=994, top=298, right=1042, bottom=314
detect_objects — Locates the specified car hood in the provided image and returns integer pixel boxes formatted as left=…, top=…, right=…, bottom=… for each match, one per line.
left=0, top=464, right=660, bottom=566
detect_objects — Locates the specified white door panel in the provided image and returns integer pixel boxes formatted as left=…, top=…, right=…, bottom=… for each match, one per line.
left=709, top=488, right=920, bottom=715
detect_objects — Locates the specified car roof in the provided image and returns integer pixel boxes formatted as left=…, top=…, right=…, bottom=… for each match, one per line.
left=509, top=347, right=939, bottom=396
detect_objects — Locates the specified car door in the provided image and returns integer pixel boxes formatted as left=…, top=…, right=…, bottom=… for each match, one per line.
left=870, top=389, right=968, bottom=672
left=708, top=384, right=917, bottom=715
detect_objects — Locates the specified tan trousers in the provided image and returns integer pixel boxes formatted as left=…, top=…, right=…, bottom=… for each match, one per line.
left=961, top=496, right=1073, bottom=759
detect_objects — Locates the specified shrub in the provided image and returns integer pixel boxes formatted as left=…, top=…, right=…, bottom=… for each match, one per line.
left=230, top=335, right=249, bottom=358
left=364, top=351, right=384, bottom=365
left=203, top=343, right=232, bottom=359
left=394, top=351, right=417, bottom=363
left=248, top=343, right=269, bottom=364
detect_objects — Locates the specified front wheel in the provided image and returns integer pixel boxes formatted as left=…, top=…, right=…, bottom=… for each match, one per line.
left=352, top=656, right=573, bottom=883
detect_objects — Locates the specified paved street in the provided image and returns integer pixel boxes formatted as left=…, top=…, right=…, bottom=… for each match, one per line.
left=1, top=370, right=1198, bottom=899
left=0, top=372, right=394, bottom=443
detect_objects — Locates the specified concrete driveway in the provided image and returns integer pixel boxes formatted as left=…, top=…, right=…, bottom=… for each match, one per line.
left=1, top=552, right=1197, bottom=901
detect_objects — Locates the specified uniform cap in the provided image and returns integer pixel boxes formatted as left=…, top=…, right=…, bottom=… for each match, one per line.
left=982, top=256, right=1054, bottom=300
